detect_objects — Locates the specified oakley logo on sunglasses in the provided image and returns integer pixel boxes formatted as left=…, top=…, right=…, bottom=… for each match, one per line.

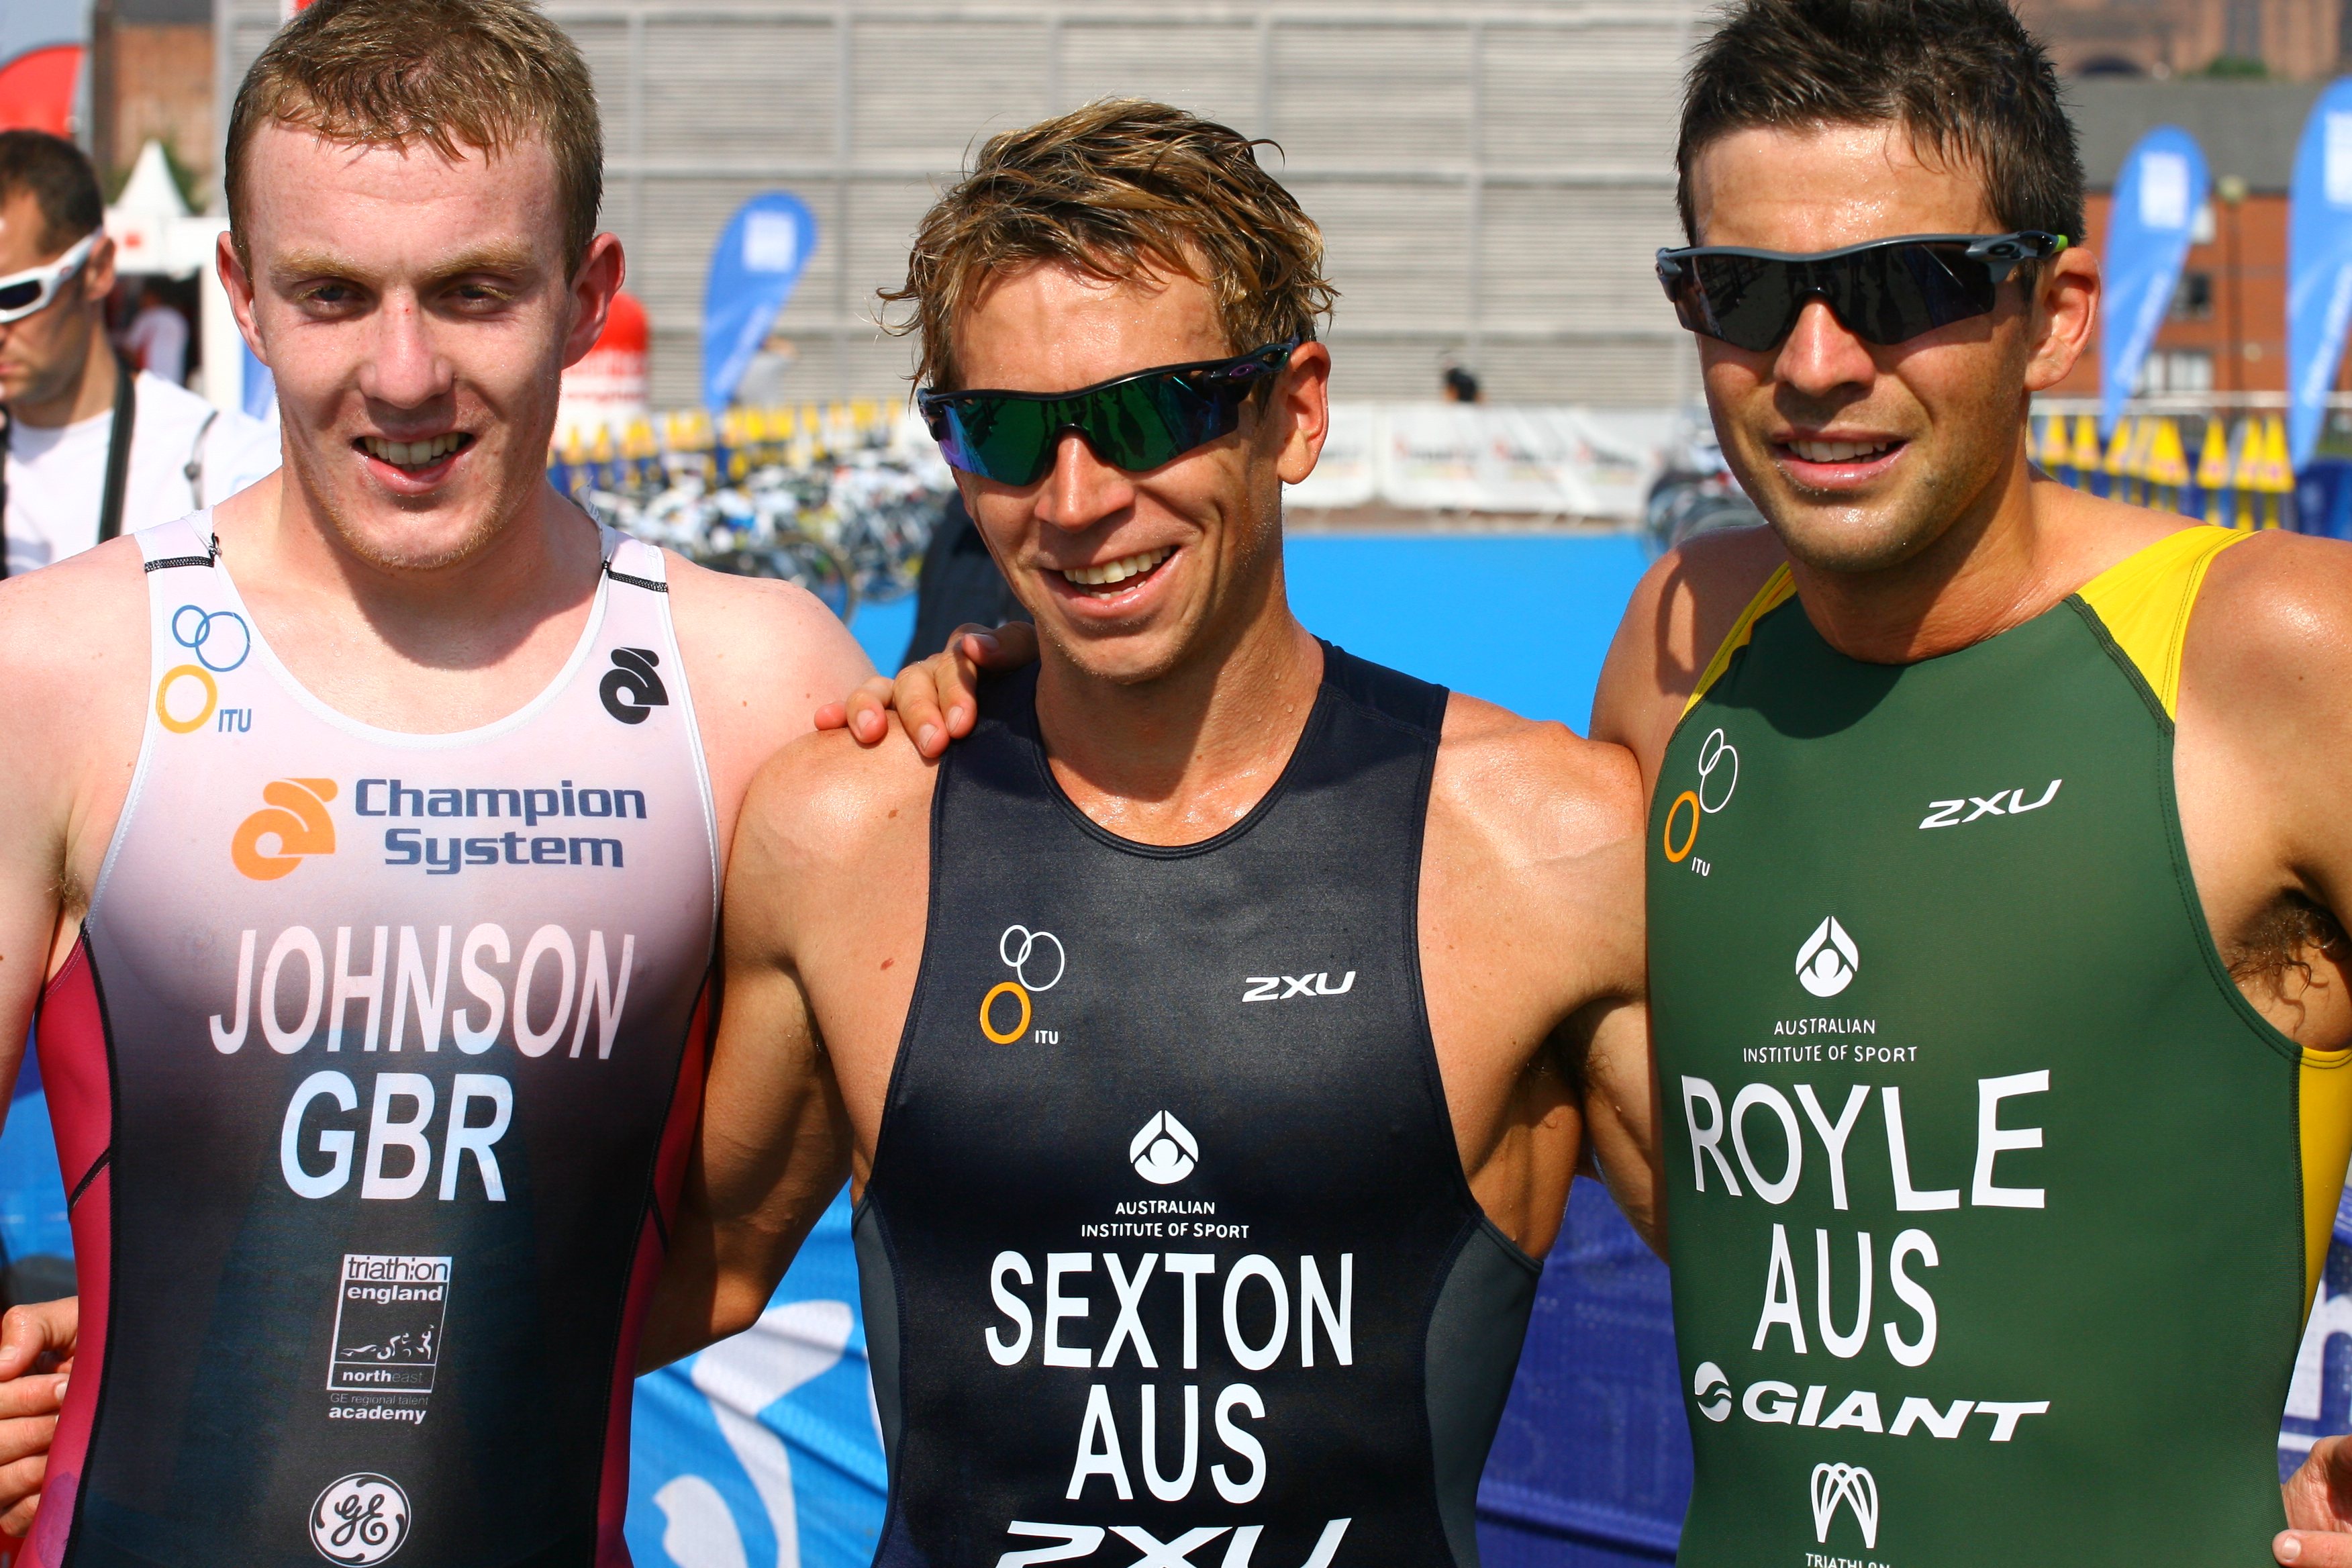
left=1655, top=231, right=2066, bottom=353
left=918, top=338, right=1300, bottom=486
left=0, top=231, right=97, bottom=326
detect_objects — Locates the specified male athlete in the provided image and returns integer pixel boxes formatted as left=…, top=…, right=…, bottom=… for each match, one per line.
left=1594, top=1, right=2352, bottom=1564
left=857, top=5, right=2352, bottom=1563
left=634, top=99, right=1653, bottom=1567
left=0, top=0, right=868, bottom=1559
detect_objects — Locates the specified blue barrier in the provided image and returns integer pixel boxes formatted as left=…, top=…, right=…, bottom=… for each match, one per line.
left=2296, top=458, right=2352, bottom=541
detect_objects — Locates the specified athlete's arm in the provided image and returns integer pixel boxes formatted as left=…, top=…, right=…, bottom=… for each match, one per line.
left=0, top=546, right=148, bottom=1527
left=639, top=722, right=932, bottom=1368
left=1420, top=697, right=1649, bottom=1257
left=2139, top=532, right=2352, bottom=1564
left=823, top=621, right=1038, bottom=758
left=1577, top=994, right=1663, bottom=1256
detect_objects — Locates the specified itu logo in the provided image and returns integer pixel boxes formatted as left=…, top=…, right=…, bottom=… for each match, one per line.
left=1661, top=727, right=1738, bottom=871
left=1795, top=916, right=1859, bottom=999
left=309, top=1471, right=409, bottom=1564
left=599, top=647, right=669, bottom=724
left=154, top=605, right=252, bottom=735
left=233, top=778, right=338, bottom=881
left=980, top=925, right=1065, bottom=1044
left=175, top=604, right=251, bottom=672
left=1129, top=1111, right=1198, bottom=1185
left=1810, top=1462, right=1879, bottom=1550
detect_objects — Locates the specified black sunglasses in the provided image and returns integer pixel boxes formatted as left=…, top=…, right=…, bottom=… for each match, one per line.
left=918, top=339, right=1300, bottom=486
left=1655, top=232, right=2067, bottom=353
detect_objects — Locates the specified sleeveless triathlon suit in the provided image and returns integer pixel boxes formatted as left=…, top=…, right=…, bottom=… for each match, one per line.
left=1649, top=525, right=2352, bottom=1565
left=30, top=513, right=718, bottom=1568
left=858, top=648, right=1540, bottom=1568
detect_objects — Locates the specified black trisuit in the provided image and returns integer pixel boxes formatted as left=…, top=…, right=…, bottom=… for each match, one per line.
left=858, top=647, right=1542, bottom=1568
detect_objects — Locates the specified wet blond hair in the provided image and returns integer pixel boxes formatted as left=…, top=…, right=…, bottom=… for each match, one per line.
left=882, top=99, right=1336, bottom=390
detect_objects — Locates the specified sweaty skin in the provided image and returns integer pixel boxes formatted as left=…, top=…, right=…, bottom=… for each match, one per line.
left=0, top=123, right=872, bottom=1534
left=1585, top=123, right=2352, bottom=1566
left=639, top=260, right=1659, bottom=1367
left=854, top=119, right=2352, bottom=1564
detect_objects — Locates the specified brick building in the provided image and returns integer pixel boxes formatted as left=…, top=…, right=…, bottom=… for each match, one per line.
left=95, top=0, right=215, bottom=197
left=2045, top=77, right=2319, bottom=398
left=2017, top=0, right=2349, bottom=80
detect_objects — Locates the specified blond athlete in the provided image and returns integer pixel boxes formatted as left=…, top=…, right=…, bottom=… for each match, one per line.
left=0, top=0, right=865, bottom=1559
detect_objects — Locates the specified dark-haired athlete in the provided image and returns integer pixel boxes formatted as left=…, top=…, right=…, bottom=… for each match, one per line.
left=1599, top=2, right=2352, bottom=1565
left=638, top=99, right=1654, bottom=1568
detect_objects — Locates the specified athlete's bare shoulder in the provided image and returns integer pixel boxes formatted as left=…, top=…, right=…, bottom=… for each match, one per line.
left=662, top=550, right=876, bottom=851
left=0, top=537, right=151, bottom=835
left=1431, top=693, right=1644, bottom=872
left=1592, top=523, right=1786, bottom=786
left=728, top=716, right=936, bottom=949
left=2177, top=528, right=2352, bottom=779
left=1425, top=693, right=1645, bottom=1006
left=0, top=534, right=149, bottom=714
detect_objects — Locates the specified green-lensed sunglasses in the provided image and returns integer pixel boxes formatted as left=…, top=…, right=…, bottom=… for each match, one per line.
left=918, top=338, right=1300, bottom=486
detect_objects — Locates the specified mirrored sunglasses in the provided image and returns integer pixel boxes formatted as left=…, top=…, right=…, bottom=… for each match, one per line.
left=918, top=338, right=1301, bottom=487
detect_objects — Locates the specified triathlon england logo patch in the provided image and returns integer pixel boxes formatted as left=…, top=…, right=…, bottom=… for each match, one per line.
left=309, top=1471, right=410, bottom=1564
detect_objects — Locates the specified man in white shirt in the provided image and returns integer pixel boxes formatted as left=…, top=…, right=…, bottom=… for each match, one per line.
left=118, top=281, right=189, bottom=386
left=0, top=131, right=278, bottom=578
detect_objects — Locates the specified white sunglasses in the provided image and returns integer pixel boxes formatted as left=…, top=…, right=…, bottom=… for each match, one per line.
left=0, top=232, right=97, bottom=326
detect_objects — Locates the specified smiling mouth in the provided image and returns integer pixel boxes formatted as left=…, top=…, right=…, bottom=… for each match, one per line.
left=1785, top=438, right=1902, bottom=464
left=1057, top=546, right=1174, bottom=595
left=360, top=433, right=472, bottom=471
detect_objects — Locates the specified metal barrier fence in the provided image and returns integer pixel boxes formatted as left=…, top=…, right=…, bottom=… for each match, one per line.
left=550, top=401, right=950, bottom=619
left=2029, top=405, right=2298, bottom=528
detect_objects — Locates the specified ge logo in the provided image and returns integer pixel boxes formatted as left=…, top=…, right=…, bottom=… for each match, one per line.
left=309, top=1472, right=409, bottom=1564
left=173, top=605, right=250, bottom=672
left=979, top=925, right=1064, bottom=1044
left=599, top=647, right=670, bottom=725
left=1691, top=1359, right=1732, bottom=1422
left=1796, top=916, right=1859, bottom=999
left=1661, top=728, right=1738, bottom=865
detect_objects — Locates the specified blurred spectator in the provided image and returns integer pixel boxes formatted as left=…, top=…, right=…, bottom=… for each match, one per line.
left=734, top=324, right=799, bottom=407
left=117, top=277, right=189, bottom=386
left=902, top=489, right=1028, bottom=665
left=0, top=130, right=277, bottom=578
left=1442, top=362, right=1482, bottom=403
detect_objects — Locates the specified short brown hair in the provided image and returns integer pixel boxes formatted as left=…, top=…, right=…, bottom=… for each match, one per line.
left=225, top=0, right=603, bottom=273
left=1677, top=0, right=2084, bottom=248
left=0, top=131, right=103, bottom=255
left=882, top=99, right=1336, bottom=391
